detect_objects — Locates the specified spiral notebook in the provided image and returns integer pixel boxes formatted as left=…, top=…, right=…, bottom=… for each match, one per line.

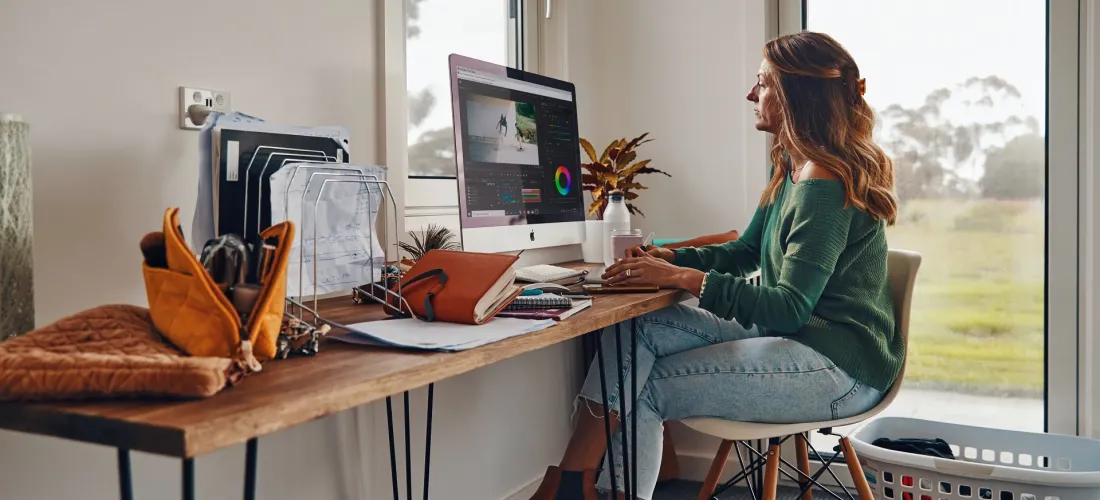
left=498, top=298, right=593, bottom=321
left=505, top=294, right=574, bottom=311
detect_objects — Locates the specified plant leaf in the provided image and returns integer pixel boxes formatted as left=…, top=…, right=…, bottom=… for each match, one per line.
left=579, top=138, right=598, bottom=163
left=614, top=151, right=637, bottom=170
left=581, top=173, right=598, bottom=185
left=626, top=203, right=646, bottom=217
left=624, top=191, right=640, bottom=200
left=635, top=166, right=672, bottom=177
left=401, top=223, right=459, bottom=261
left=583, top=162, right=614, bottom=175
left=619, top=182, right=648, bottom=192
left=599, top=140, right=616, bottom=163
left=623, top=132, right=650, bottom=151
left=619, top=159, right=652, bottom=178
left=588, top=200, right=604, bottom=217
left=608, top=147, right=622, bottom=163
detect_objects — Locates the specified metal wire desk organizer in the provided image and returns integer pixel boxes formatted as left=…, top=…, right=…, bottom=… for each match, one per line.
left=272, top=164, right=413, bottom=356
left=210, top=133, right=412, bottom=358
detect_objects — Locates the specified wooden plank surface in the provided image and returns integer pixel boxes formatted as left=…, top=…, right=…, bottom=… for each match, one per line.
left=0, top=280, right=686, bottom=458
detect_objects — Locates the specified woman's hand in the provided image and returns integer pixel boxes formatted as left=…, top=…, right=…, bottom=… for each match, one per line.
left=638, top=245, right=676, bottom=263
left=603, top=247, right=705, bottom=293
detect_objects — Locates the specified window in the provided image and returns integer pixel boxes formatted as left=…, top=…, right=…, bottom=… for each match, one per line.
left=404, top=0, right=529, bottom=178
left=778, top=0, right=1080, bottom=454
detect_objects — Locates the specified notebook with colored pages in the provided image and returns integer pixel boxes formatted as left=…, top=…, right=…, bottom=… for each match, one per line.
left=497, top=298, right=593, bottom=321
left=505, top=294, right=574, bottom=311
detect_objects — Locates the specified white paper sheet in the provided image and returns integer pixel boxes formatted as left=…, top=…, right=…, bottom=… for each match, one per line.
left=330, top=317, right=556, bottom=352
left=269, top=162, right=389, bottom=297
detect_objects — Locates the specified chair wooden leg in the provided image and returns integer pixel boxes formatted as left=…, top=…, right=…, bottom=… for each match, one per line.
left=762, top=440, right=781, bottom=500
left=840, top=437, right=874, bottom=500
left=697, top=440, right=734, bottom=500
left=796, top=433, right=813, bottom=500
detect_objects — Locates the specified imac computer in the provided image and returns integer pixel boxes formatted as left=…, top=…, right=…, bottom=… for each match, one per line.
left=448, top=54, right=586, bottom=253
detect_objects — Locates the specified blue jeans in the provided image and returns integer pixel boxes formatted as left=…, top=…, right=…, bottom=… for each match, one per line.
left=577, top=304, right=883, bottom=499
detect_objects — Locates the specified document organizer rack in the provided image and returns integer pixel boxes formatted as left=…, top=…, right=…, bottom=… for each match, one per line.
left=215, top=128, right=413, bottom=337
left=213, top=128, right=351, bottom=241
left=271, top=165, right=413, bottom=326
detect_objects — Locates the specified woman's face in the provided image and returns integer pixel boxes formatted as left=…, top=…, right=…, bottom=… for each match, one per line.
left=747, top=59, right=779, bottom=133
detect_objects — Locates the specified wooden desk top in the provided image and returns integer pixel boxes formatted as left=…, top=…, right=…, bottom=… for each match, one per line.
left=0, top=281, right=687, bottom=458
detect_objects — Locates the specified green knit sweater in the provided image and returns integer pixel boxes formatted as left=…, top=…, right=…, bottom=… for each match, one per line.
left=674, top=172, right=903, bottom=392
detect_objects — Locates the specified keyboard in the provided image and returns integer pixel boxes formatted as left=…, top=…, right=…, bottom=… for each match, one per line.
left=515, top=264, right=586, bottom=283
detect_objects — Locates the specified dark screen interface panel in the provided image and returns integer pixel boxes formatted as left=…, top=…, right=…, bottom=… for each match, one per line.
left=457, top=76, right=582, bottom=224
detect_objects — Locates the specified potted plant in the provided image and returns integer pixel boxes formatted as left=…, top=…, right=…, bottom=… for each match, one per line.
left=578, top=133, right=670, bottom=262
left=397, top=223, right=461, bottom=267
left=353, top=224, right=460, bottom=305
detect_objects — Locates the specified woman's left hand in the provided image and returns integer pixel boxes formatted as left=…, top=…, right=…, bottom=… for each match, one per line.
left=603, top=248, right=704, bottom=290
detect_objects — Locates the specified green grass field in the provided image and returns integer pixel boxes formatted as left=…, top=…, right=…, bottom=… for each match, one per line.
left=888, top=198, right=1044, bottom=396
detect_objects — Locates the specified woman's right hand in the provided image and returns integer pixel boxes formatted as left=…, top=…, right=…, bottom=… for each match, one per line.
left=626, top=245, right=676, bottom=263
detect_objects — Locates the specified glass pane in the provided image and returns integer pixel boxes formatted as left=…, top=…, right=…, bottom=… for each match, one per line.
left=803, top=0, right=1046, bottom=452
left=405, top=0, right=516, bottom=177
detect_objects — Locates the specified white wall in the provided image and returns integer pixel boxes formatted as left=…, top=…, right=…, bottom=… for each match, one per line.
left=562, top=0, right=770, bottom=242
left=0, top=0, right=584, bottom=499
left=558, top=0, right=770, bottom=471
left=0, top=0, right=376, bottom=498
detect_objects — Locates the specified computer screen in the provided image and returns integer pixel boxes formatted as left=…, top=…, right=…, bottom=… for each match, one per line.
left=448, top=54, right=586, bottom=253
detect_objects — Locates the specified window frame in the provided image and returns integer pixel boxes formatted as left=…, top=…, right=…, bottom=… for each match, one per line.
left=389, top=0, right=544, bottom=230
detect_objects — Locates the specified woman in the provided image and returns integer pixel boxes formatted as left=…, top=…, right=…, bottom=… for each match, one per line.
left=531, top=31, right=904, bottom=500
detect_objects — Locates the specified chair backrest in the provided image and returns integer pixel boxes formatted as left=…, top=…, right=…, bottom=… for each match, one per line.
left=877, top=249, right=922, bottom=406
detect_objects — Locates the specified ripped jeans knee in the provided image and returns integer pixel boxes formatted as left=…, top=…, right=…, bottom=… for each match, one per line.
left=572, top=394, right=619, bottom=422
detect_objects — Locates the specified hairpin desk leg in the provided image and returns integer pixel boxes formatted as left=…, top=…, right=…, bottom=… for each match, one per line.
left=183, top=457, right=195, bottom=500
left=117, top=448, right=133, bottom=500
left=630, top=318, right=638, bottom=498
left=244, top=438, right=258, bottom=500
left=404, top=391, right=412, bottom=500
left=594, top=330, right=619, bottom=496
left=384, top=386, right=437, bottom=499
left=424, top=383, right=435, bottom=500
left=386, top=396, right=399, bottom=500
left=613, top=323, right=633, bottom=499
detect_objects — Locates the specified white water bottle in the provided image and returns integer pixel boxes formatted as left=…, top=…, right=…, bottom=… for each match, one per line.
left=603, top=190, right=631, bottom=266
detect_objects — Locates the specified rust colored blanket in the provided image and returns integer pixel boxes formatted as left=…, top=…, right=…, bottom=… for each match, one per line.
left=0, top=304, right=241, bottom=402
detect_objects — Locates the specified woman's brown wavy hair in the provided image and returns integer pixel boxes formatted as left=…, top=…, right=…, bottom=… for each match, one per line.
left=760, top=31, right=897, bottom=225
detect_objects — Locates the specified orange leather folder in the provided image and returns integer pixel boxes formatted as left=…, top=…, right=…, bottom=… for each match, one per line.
left=388, top=250, right=523, bottom=324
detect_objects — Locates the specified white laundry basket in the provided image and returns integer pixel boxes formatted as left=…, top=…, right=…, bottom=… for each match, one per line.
left=849, top=417, right=1100, bottom=500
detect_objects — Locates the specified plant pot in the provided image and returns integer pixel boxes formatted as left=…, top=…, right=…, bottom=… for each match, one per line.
left=581, top=220, right=604, bottom=264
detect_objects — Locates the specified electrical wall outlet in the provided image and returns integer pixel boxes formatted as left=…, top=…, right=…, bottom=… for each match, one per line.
left=179, top=86, right=232, bottom=130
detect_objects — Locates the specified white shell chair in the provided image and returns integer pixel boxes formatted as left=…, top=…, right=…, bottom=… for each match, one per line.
left=682, top=249, right=922, bottom=500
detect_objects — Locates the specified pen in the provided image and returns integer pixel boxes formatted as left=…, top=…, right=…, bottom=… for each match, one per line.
left=641, top=232, right=655, bottom=251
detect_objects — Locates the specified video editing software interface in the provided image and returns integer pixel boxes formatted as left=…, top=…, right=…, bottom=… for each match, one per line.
left=456, top=67, right=583, bottom=223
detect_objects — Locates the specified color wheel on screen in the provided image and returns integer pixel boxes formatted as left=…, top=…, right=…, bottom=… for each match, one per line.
left=554, top=166, right=572, bottom=195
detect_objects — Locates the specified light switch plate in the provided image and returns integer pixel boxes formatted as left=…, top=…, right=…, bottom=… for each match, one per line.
left=179, top=86, right=232, bottom=130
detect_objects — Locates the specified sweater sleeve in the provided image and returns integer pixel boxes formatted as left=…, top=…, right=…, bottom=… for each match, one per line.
left=673, top=205, right=765, bottom=277
left=698, top=181, right=853, bottom=333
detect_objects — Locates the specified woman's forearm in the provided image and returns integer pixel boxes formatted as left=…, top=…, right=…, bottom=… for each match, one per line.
left=676, top=268, right=707, bottom=297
